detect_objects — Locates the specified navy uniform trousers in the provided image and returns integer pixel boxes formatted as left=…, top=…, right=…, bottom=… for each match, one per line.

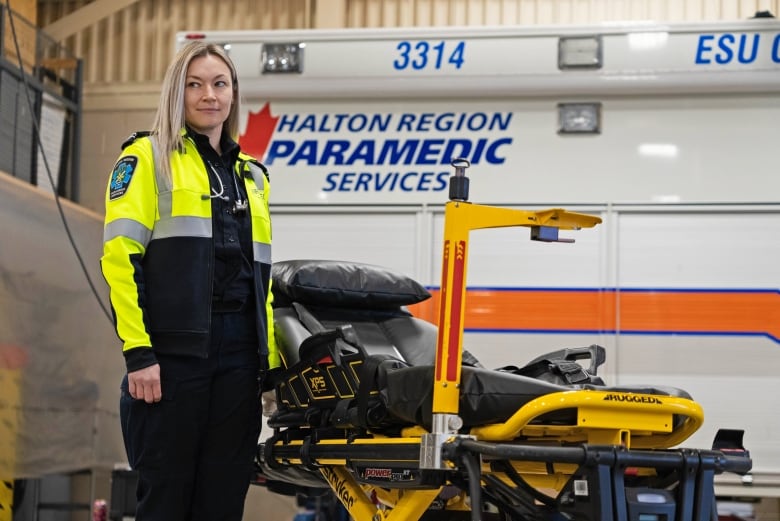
left=120, top=309, right=262, bottom=521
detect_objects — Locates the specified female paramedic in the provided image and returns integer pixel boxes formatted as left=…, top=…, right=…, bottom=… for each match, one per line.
left=100, top=41, right=278, bottom=521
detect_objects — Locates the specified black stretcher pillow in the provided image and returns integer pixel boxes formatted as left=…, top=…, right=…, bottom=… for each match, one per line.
left=272, top=259, right=431, bottom=309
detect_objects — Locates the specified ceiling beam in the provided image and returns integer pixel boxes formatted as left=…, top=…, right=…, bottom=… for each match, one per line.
left=43, top=0, right=142, bottom=42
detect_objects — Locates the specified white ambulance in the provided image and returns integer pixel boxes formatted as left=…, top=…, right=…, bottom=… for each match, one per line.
left=178, top=20, right=780, bottom=492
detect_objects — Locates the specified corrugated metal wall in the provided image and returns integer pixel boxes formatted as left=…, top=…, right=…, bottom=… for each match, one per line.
left=345, top=0, right=779, bottom=27
left=36, top=0, right=780, bottom=85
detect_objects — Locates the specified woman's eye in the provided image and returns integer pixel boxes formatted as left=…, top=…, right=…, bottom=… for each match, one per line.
left=215, top=80, right=228, bottom=87
left=187, top=81, right=200, bottom=88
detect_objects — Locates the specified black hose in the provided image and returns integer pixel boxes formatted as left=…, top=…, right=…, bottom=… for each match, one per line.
left=461, top=451, right=483, bottom=521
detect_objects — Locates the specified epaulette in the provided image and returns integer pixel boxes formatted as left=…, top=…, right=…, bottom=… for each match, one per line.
left=120, top=131, right=152, bottom=150
left=244, top=159, right=270, bottom=181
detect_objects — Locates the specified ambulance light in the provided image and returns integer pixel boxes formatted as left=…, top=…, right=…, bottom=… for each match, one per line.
left=262, top=43, right=304, bottom=73
left=557, top=102, right=601, bottom=134
left=558, top=36, right=602, bottom=69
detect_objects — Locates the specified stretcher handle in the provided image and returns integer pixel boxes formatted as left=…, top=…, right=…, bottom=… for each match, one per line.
left=524, top=345, right=605, bottom=376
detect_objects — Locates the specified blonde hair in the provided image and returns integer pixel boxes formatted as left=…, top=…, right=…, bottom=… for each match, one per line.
left=150, top=41, right=241, bottom=187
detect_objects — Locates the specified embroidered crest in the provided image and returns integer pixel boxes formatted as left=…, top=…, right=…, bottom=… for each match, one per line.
left=109, top=156, right=138, bottom=200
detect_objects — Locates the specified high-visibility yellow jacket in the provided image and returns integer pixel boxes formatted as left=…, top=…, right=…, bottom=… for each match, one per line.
left=101, top=133, right=279, bottom=370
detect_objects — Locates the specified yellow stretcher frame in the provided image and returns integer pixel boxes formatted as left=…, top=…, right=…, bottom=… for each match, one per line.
left=259, top=161, right=748, bottom=521
left=265, top=387, right=707, bottom=520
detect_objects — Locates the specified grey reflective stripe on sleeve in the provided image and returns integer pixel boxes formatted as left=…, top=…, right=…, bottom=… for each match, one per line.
left=151, top=216, right=212, bottom=240
left=253, top=241, right=271, bottom=264
left=104, top=218, right=152, bottom=248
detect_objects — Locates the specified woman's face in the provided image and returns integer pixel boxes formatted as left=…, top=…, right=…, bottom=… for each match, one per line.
left=184, top=54, right=234, bottom=139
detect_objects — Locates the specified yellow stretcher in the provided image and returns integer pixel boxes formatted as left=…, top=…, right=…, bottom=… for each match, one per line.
left=255, top=160, right=751, bottom=521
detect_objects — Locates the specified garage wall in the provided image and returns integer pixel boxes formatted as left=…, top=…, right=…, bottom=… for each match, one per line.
left=346, top=0, right=780, bottom=27
left=36, top=0, right=314, bottom=83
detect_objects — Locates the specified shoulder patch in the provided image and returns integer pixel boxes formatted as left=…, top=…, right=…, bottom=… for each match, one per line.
left=109, top=156, right=138, bottom=200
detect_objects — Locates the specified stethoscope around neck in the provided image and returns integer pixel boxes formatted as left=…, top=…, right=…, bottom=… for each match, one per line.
left=202, top=161, right=248, bottom=215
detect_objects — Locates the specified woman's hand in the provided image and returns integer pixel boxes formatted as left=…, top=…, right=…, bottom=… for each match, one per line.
left=128, top=363, right=162, bottom=403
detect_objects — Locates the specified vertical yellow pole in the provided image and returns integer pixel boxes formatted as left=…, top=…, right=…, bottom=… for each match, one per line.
left=432, top=201, right=469, bottom=414
left=0, top=344, right=27, bottom=521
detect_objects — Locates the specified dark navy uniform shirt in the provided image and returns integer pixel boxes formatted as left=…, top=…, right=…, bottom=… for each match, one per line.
left=188, top=129, right=254, bottom=313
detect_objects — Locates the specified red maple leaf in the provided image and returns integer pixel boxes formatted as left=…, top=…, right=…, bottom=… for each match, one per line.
left=239, top=103, right=279, bottom=161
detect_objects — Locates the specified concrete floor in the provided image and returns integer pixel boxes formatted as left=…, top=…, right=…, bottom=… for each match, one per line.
left=243, top=485, right=298, bottom=521
left=18, top=469, right=780, bottom=520
left=10, top=470, right=299, bottom=521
